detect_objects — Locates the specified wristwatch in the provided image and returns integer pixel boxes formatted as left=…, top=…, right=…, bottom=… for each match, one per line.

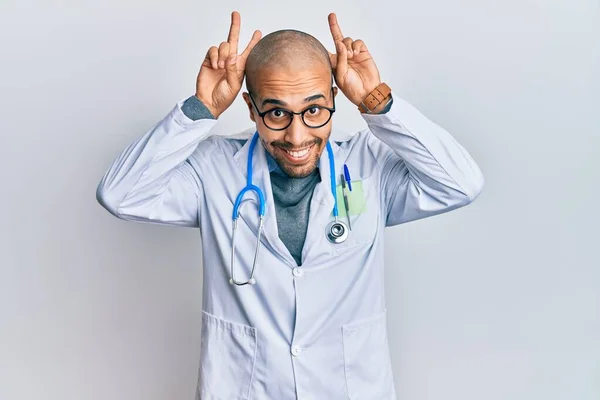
left=358, top=82, right=392, bottom=113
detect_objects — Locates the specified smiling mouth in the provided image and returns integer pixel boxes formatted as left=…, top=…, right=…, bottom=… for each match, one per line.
left=276, top=144, right=315, bottom=164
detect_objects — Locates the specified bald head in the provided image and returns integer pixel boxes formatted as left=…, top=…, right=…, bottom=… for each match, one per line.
left=245, top=30, right=332, bottom=95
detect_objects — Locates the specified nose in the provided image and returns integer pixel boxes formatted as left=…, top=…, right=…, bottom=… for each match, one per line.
left=283, top=115, right=309, bottom=148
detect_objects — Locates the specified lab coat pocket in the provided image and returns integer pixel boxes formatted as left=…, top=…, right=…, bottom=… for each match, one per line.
left=332, top=176, right=379, bottom=251
left=198, top=311, right=257, bottom=399
left=342, top=310, right=394, bottom=400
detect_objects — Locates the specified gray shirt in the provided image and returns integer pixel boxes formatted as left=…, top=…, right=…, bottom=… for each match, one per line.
left=268, top=161, right=320, bottom=265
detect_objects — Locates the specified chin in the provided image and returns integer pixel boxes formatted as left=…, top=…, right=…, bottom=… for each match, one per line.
left=278, top=158, right=319, bottom=178
left=269, top=142, right=325, bottom=178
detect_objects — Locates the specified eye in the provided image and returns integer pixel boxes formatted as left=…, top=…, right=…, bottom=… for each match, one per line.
left=306, top=106, right=321, bottom=115
left=268, top=109, right=287, bottom=119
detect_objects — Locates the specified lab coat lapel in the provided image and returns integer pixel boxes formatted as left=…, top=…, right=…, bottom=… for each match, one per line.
left=301, top=139, right=347, bottom=264
left=233, top=134, right=297, bottom=267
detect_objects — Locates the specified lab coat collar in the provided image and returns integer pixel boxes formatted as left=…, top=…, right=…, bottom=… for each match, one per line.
left=232, top=133, right=289, bottom=264
left=301, top=137, right=348, bottom=263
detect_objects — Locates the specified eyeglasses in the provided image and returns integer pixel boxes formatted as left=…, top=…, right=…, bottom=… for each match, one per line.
left=248, top=88, right=336, bottom=131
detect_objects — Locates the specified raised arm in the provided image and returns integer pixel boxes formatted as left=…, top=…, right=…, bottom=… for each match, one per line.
left=326, top=13, right=484, bottom=226
left=96, top=11, right=261, bottom=226
left=364, top=96, right=484, bottom=226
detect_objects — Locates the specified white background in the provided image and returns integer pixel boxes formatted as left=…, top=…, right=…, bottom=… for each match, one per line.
left=1, top=0, right=599, bottom=399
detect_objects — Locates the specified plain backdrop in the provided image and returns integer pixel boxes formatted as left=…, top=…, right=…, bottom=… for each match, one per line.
left=1, top=0, right=598, bottom=399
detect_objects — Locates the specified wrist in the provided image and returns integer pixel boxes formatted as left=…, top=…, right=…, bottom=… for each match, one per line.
left=182, top=95, right=217, bottom=120
left=357, top=82, right=392, bottom=114
left=195, top=93, right=221, bottom=119
left=369, top=94, right=392, bottom=114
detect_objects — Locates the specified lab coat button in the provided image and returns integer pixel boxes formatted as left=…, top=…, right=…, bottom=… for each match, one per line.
left=291, top=346, right=301, bottom=356
left=292, top=267, right=304, bottom=277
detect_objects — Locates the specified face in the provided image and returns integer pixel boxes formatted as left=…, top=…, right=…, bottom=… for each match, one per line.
left=243, top=63, right=337, bottom=178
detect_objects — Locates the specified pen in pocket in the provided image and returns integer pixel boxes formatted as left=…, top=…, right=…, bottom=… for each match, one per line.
left=341, top=174, right=352, bottom=230
left=343, top=164, right=352, bottom=192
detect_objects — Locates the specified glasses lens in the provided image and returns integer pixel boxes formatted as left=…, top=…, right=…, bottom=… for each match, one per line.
left=264, top=109, right=293, bottom=130
left=303, top=106, right=331, bottom=128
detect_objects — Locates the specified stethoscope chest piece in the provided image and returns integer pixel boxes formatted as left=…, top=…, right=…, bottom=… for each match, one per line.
left=229, top=277, right=257, bottom=286
left=326, top=220, right=349, bottom=244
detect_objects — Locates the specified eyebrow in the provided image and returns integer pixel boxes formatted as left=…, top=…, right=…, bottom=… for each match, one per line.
left=261, top=93, right=326, bottom=107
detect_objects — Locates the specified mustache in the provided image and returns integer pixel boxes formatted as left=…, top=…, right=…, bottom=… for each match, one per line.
left=270, top=138, right=323, bottom=151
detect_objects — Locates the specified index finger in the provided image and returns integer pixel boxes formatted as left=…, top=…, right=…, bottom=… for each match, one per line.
left=227, top=11, right=241, bottom=54
left=328, top=13, right=344, bottom=43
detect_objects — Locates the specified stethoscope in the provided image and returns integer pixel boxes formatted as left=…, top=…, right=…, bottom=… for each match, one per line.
left=229, top=132, right=348, bottom=286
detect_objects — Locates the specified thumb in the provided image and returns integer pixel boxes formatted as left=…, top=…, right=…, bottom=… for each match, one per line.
left=334, top=41, right=348, bottom=76
left=225, top=53, right=239, bottom=89
left=328, top=51, right=337, bottom=69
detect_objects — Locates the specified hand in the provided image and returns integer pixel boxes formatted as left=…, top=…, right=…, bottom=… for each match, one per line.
left=195, top=11, right=261, bottom=118
left=327, top=13, right=382, bottom=107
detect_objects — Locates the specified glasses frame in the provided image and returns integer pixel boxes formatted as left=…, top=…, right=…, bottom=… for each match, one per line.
left=247, top=88, right=336, bottom=131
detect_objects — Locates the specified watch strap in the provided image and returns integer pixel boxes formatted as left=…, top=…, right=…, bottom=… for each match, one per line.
left=358, top=83, right=392, bottom=113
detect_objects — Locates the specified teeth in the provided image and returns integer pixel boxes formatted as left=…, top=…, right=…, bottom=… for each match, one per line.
left=286, top=146, right=311, bottom=158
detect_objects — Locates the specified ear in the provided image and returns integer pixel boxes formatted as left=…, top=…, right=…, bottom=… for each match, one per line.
left=242, top=92, right=256, bottom=123
left=333, top=86, right=339, bottom=98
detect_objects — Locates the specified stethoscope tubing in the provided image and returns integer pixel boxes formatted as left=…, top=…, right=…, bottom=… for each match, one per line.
left=230, top=132, right=347, bottom=286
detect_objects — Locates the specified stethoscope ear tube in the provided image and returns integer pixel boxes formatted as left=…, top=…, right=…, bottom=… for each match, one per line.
left=325, top=139, right=349, bottom=244
left=230, top=214, right=263, bottom=286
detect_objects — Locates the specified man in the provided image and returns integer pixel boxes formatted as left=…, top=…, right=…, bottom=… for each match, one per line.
left=97, top=11, right=484, bottom=400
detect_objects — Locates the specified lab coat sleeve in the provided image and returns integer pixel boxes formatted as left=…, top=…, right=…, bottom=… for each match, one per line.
left=96, top=99, right=218, bottom=227
left=363, top=92, right=484, bottom=226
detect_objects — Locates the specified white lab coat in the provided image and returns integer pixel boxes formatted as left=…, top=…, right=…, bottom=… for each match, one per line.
left=97, top=92, right=484, bottom=400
